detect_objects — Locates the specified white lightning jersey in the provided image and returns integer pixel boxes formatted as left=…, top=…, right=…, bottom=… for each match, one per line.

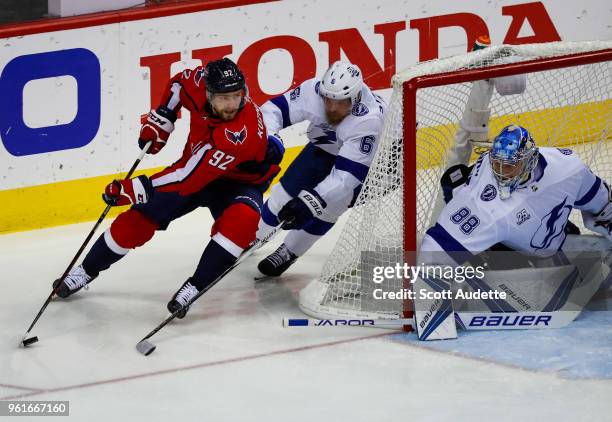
left=421, top=147, right=609, bottom=262
left=261, top=78, right=386, bottom=214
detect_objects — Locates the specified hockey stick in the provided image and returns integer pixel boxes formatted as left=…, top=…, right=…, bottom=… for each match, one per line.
left=283, top=310, right=577, bottom=331
left=284, top=318, right=416, bottom=328
left=20, top=142, right=152, bottom=347
left=136, top=221, right=288, bottom=356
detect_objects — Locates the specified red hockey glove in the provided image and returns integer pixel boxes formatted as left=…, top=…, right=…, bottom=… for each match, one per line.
left=103, top=175, right=153, bottom=206
left=138, top=106, right=177, bottom=154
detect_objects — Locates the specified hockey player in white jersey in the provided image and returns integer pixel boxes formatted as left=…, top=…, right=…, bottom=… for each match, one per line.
left=256, top=61, right=386, bottom=276
left=421, top=124, right=612, bottom=261
left=414, top=124, right=611, bottom=341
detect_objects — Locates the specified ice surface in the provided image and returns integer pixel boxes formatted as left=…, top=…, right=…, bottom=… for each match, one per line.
left=1, top=209, right=611, bottom=421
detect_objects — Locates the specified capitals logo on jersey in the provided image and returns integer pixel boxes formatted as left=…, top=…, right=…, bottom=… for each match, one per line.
left=225, top=126, right=247, bottom=145
left=194, top=69, right=205, bottom=87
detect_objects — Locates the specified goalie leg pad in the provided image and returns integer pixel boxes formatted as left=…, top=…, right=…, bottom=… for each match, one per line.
left=109, top=209, right=158, bottom=249
left=413, top=273, right=457, bottom=341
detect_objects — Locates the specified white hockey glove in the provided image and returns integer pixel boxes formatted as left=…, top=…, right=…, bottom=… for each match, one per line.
left=493, top=73, right=527, bottom=96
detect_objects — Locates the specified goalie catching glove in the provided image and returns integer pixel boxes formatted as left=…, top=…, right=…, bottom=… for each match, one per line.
left=102, top=175, right=153, bottom=206
left=278, top=190, right=326, bottom=230
left=138, top=106, right=177, bottom=154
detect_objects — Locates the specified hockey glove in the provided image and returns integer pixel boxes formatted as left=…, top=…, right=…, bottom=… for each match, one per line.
left=230, top=135, right=285, bottom=186
left=278, top=190, right=326, bottom=230
left=103, top=175, right=153, bottom=206
left=138, top=106, right=177, bottom=154
left=265, top=134, right=285, bottom=165
left=236, top=134, right=285, bottom=173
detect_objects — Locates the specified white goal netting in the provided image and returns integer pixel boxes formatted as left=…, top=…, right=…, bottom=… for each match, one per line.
left=300, top=40, right=612, bottom=321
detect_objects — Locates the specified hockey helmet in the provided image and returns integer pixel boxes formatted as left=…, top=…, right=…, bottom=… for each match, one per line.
left=490, top=125, right=539, bottom=199
left=319, top=61, right=363, bottom=105
left=204, top=58, right=246, bottom=94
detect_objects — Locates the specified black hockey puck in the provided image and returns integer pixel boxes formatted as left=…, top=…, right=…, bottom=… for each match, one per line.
left=136, top=340, right=156, bottom=356
left=22, top=336, right=39, bottom=347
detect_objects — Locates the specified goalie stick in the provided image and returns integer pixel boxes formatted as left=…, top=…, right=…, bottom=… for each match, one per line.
left=283, top=310, right=579, bottom=331
left=20, top=142, right=152, bottom=348
left=136, top=220, right=290, bottom=356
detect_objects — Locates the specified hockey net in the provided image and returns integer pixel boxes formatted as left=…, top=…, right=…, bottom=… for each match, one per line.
left=299, top=40, right=612, bottom=321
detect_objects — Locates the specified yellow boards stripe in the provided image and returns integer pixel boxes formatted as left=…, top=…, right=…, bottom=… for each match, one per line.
left=5, top=96, right=610, bottom=236
left=0, top=145, right=304, bottom=234
left=416, top=99, right=612, bottom=168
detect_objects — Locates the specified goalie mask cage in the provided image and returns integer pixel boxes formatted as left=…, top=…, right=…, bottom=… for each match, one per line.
left=299, top=40, right=612, bottom=323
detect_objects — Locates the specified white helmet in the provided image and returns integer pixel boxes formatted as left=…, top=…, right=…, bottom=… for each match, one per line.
left=319, top=61, right=363, bottom=105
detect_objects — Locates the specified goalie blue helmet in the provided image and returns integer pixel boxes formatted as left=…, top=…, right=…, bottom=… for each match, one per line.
left=490, top=125, right=539, bottom=199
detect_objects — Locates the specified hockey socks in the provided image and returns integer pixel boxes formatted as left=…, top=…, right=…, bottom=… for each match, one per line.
left=191, top=238, right=238, bottom=290
left=82, top=231, right=127, bottom=278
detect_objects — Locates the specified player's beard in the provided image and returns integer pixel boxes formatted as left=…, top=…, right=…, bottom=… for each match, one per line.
left=325, top=110, right=346, bottom=126
left=217, top=108, right=239, bottom=121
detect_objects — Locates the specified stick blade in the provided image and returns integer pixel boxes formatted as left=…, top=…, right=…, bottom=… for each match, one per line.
left=136, top=339, right=156, bottom=356
left=21, top=336, right=39, bottom=347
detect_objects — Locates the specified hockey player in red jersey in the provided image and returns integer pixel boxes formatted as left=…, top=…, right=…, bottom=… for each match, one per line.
left=53, top=58, right=284, bottom=318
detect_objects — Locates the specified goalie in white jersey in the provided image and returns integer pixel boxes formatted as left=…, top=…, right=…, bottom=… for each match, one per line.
left=256, top=61, right=386, bottom=276
left=421, top=124, right=612, bottom=261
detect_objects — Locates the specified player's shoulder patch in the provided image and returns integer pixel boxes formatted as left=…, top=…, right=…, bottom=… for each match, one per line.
left=557, top=148, right=573, bottom=155
left=193, top=67, right=206, bottom=87
left=515, top=208, right=531, bottom=226
left=480, top=184, right=497, bottom=201
left=289, top=86, right=301, bottom=101
left=314, top=81, right=321, bottom=95
left=352, top=102, right=369, bottom=117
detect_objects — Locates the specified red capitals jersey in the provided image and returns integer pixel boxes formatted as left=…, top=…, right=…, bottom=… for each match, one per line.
left=149, top=66, right=272, bottom=196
